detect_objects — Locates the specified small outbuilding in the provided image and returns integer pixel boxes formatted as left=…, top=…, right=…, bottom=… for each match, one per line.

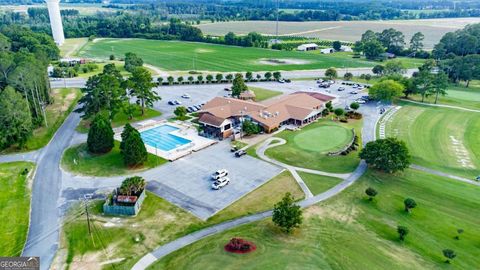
left=239, top=90, right=256, bottom=101
left=297, top=43, right=319, bottom=51
left=320, top=48, right=334, bottom=54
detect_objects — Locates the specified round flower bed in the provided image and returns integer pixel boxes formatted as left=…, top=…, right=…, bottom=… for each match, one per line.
left=224, top=238, right=256, bottom=254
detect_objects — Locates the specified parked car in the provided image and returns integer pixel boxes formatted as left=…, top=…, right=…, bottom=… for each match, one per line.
left=338, top=87, right=345, bottom=91
left=355, top=99, right=366, bottom=104
left=278, top=79, right=285, bottom=83
left=212, top=177, right=230, bottom=190
left=211, top=169, right=228, bottom=180
left=181, top=94, right=191, bottom=99
left=235, top=150, right=246, bottom=157
left=380, top=108, right=386, bottom=114
left=168, top=100, right=175, bottom=105
left=316, top=79, right=324, bottom=83
left=284, top=79, right=291, bottom=83
left=194, top=105, right=202, bottom=110
left=187, top=107, right=194, bottom=113
left=361, top=95, right=370, bottom=100
left=350, top=90, right=359, bottom=94
left=174, top=100, right=181, bottom=105
left=224, top=87, right=231, bottom=91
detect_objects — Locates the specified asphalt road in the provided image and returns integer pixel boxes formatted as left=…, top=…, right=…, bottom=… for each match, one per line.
left=21, top=111, right=82, bottom=270
left=49, top=68, right=417, bottom=89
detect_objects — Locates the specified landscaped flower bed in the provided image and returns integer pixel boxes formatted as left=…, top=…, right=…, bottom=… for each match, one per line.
left=224, top=238, right=256, bottom=254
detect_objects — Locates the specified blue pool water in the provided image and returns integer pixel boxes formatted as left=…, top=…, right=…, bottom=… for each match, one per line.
left=140, top=125, right=191, bottom=151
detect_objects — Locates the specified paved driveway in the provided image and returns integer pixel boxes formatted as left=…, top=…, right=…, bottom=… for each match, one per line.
left=139, top=141, right=281, bottom=220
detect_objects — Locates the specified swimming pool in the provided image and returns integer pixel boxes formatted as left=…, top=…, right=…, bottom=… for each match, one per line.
left=140, top=125, right=192, bottom=151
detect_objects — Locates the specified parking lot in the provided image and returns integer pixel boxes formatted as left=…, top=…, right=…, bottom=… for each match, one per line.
left=142, top=141, right=282, bottom=220
left=150, top=79, right=372, bottom=119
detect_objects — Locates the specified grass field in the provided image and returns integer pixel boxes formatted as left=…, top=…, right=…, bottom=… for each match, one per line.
left=385, top=103, right=480, bottom=178
left=76, top=106, right=162, bottom=133
left=2, top=88, right=81, bottom=153
left=61, top=141, right=167, bottom=176
left=149, top=169, right=480, bottom=270
left=78, top=38, right=384, bottom=72
left=0, top=162, right=35, bottom=256
left=266, top=119, right=361, bottom=173
left=298, top=172, right=343, bottom=195
left=207, top=171, right=304, bottom=224
left=248, top=86, right=282, bottom=101
left=61, top=192, right=204, bottom=270
left=407, top=81, right=480, bottom=110
left=197, top=18, right=480, bottom=49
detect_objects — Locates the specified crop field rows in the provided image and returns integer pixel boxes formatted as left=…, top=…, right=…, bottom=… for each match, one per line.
left=197, top=18, right=480, bottom=49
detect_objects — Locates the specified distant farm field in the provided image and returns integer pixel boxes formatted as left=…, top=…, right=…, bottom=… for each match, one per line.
left=197, top=18, right=480, bottom=49
left=78, top=38, right=407, bottom=72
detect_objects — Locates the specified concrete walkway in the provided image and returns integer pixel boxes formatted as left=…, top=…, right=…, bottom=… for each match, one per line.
left=256, top=137, right=353, bottom=199
left=410, top=164, right=480, bottom=187
left=402, top=99, right=480, bottom=113
left=132, top=160, right=367, bottom=270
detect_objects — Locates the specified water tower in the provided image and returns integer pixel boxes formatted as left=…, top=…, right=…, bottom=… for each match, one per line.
left=46, top=0, right=65, bottom=45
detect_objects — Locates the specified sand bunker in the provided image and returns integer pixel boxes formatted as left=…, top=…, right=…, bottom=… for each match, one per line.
left=258, top=58, right=310, bottom=65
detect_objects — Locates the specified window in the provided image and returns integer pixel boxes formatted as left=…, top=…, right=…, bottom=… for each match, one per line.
left=223, top=124, right=231, bottom=131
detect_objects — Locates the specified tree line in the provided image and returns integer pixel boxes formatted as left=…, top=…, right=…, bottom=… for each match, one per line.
left=0, top=25, right=59, bottom=150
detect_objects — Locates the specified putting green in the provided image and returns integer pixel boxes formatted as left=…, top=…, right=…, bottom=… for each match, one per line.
left=293, top=125, right=352, bottom=153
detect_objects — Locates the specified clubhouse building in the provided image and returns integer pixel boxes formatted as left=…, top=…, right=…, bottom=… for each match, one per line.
left=198, top=92, right=335, bottom=139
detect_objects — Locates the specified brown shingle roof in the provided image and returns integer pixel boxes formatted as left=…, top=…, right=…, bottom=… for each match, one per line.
left=198, top=113, right=228, bottom=127
left=201, top=93, right=326, bottom=130
left=292, top=91, right=335, bottom=102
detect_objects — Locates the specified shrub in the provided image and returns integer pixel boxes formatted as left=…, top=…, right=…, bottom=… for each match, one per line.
left=242, top=120, right=261, bottom=135
left=87, top=114, right=114, bottom=154
left=224, top=238, right=256, bottom=254
left=397, top=225, right=409, bottom=241
left=404, top=198, right=417, bottom=213
left=119, top=176, right=146, bottom=196
left=442, top=249, right=456, bottom=263
left=365, top=187, right=377, bottom=201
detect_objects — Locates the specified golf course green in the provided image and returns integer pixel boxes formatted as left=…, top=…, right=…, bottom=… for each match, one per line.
left=266, top=119, right=361, bottom=173
left=294, top=125, right=352, bottom=153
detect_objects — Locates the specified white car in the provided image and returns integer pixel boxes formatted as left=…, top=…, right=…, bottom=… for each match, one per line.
left=350, top=90, right=359, bottom=94
left=355, top=99, right=366, bottom=104
left=212, top=177, right=230, bottom=190
left=181, top=94, right=190, bottom=99
left=211, top=169, right=228, bottom=180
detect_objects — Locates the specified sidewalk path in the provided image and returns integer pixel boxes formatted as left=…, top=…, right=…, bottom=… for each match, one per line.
left=410, top=164, right=480, bottom=187
left=402, top=99, right=480, bottom=113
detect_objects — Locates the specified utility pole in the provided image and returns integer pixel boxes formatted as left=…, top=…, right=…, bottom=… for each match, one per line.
left=84, top=194, right=93, bottom=237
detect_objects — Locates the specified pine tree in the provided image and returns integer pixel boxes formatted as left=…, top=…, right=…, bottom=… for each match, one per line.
left=87, top=114, right=114, bottom=154
left=120, top=123, right=135, bottom=154
left=123, top=130, right=148, bottom=167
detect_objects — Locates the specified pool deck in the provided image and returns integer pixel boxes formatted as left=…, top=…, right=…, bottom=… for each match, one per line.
left=114, top=120, right=217, bottom=161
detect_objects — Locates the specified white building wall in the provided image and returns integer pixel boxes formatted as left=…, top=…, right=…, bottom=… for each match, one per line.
left=46, top=0, right=65, bottom=46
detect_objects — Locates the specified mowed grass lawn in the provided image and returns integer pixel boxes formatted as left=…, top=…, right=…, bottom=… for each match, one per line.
left=266, top=119, right=361, bottom=173
left=76, top=105, right=162, bottom=133
left=0, top=162, right=35, bottom=256
left=407, top=81, right=480, bottom=110
left=2, top=88, right=81, bottom=153
left=61, top=192, right=204, bottom=270
left=149, top=169, right=480, bottom=270
left=207, top=170, right=304, bottom=224
left=248, top=86, right=282, bottom=101
left=78, top=38, right=379, bottom=72
left=385, top=103, right=480, bottom=178
left=298, top=172, right=343, bottom=195
left=61, top=141, right=167, bottom=176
